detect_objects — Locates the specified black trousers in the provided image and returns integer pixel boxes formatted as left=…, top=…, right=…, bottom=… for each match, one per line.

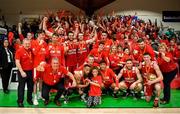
left=17, top=70, right=34, bottom=103
left=42, top=79, right=65, bottom=101
left=1, top=63, right=13, bottom=92
left=162, top=68, right=178, bottom=102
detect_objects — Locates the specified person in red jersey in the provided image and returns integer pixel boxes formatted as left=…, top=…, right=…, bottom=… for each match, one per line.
left=99, top=60, right=119, bottom=98
left=117, top=59, right=142, bottom=99
left=31, top=30, right=47, bottom=105
left=41, top=17, right=67, bottom=43
left=108, top=45, right=122, bottom=75
left=93, top=31, right=113, bottom=53
left=36, top=57, right=76, bottom=106
left=133, top=38, right=155, bottom=62
left=117, top=45, right=124, bottom=59
left=120, top=47, right=135, bottom=65
left=74, top=64, right=91, bottom=102
left=15, top=38, right=34, bottom=107
left=86, top=67, right=102, bottom=108
left=157, top=43, right=178, bottom=104
left=139, top=53, right=163, bottom=107
left=65, top=31, right=78, bottom=73
left=77, top=31, right=97, bottom=67
left=76, top=55, right=99, bottom=71
left=89, top=41, right=109, bottom=66
left=46, top=33, right=65, bottom=66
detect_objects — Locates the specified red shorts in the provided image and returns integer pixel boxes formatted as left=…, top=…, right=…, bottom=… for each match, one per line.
left=124, top=82, right=133, bottom=88
left=103, top=81, right=113, bottom=88
left=33, top=68, right=43, bottom=82
left=144, top=84, right=154, bottom=97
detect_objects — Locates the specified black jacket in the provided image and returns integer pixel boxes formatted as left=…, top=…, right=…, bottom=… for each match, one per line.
left=0, top=46, right=14, bottom=69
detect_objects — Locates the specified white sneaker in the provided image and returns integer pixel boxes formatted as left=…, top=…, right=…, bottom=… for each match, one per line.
left=61, top=95, right=64, bottom=98
left=33, top=98, right=39, bottom=105
left=81, top=94, right=87, bottom=103
left=37, top=92, right=42, bottom=100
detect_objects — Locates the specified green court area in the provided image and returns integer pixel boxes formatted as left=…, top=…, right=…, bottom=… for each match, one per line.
left=0, top=89, right=180, bottom=108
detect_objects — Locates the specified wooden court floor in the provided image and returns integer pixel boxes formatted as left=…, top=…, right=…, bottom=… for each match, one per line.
left=0, top=108, right=180, bottom=114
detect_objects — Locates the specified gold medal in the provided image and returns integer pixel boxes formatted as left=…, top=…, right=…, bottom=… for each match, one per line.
left=148, top=74, right=156, bottom=81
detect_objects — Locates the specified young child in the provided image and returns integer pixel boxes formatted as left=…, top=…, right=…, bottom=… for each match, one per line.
left=86, top=67, right=102, bottom=108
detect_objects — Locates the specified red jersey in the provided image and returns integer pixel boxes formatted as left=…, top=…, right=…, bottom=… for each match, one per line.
left=65, top=41, right=78, bottom=66
left=157, top=52, right=177, bottom=73
left=15, top=47, right=33, bottom=70
left=31, top=40, right=47, bottom=67
left=108, top=53, right=120, bottom=69
left=77, top=41, right=89, bottom=66
left=122, top=67, right=137, bottom=83
left=89, top=75, right=102, bottom=96
left=43, top=64, right=68, bottom=86
left=141, top=61, right=157, bottom=82
left=46, top=44, right=65, bottom=66
left=104, top=39, right=113, bottom=53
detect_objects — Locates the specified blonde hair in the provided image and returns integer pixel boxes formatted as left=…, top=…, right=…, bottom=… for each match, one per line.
left=158, top=43, right=169, bottom=52
left=110, top=45, right=117, bottom=54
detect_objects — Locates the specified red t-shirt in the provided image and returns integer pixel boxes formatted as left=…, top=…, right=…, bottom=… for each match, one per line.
left=46, top=44, right=65, bottom=66
left=89, top=75, right=102, bottom=96
left=15, top=47, right=33, bottom=70
left=108, top=53, right=120, bottom=69
left=43, top=64, right=68, bottom=86
left=157, top=52, right=177, bottom=73
left=31, top=40, right=47, bottom=67
left=100, top=68, right=118, bottom=86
